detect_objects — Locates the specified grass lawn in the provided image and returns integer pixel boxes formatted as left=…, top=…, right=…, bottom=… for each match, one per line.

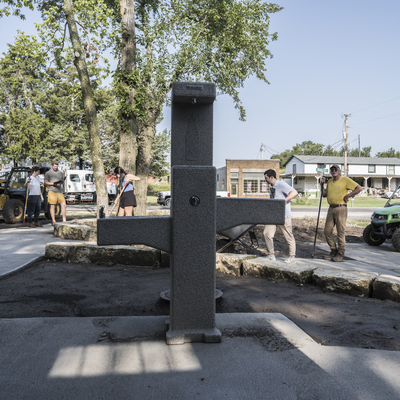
left=147, top=182, right=170, bottom=206
left=292, top=196, right=388, bottom=208
left=147, top=195, right=159, bottom=206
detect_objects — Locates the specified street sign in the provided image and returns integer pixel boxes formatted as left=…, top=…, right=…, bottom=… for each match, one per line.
left=316, top=168, right=328, bottom=172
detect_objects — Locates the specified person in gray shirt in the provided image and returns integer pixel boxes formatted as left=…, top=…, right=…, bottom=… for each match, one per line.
left=24, top=165, right=42, bottom=228
left=263, top=169, right=298, bottom=263
left=44, top=160, right=67, bottom=225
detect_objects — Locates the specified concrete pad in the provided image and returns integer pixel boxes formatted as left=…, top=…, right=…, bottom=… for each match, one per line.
left=312, top=268, right=378, bottom=297
left=0, top=225, right=89, bottom=277
left=45, top=242, right=163, bottom=267
left=373, top=275, right=400, bottom=302
left=315, top=243, right=400, bottom=277
left=216, top=254, right=257, bottom=276
left=243, top=257, right=316, bottom=283
left=1, top=313, right=400, bottom=399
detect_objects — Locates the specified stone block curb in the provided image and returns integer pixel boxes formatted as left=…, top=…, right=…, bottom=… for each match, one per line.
left=312, top=268, right=378, bottom=297
left=44, top=232, right=400, bottom=303
left=373, top=275, right=400, bottom=303
left=216, top=254, right=257, bottom=276
left=45, top=242, right=164, bottom=267
left=54, top=220, right=97, bottom=242
left=54, top=215, right=170, bottom=242
left=242, top=257, right=316, bottom=283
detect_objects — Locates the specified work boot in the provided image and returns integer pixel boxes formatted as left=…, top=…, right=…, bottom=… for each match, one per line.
left=35, top=222, right=43, bottom=227
left=332, top=255, right=345, bottom=262
left=27, top=222, right=36, bottom=228
left=324, top=250, right=337, bottom=260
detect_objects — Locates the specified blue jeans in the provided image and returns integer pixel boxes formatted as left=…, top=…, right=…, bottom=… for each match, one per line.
left=27, top=195, right=41, bottom=223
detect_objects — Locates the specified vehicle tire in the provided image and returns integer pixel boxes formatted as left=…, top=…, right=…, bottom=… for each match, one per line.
left=216, top=239, right=235, bottom=253
left=44, top=204, right=61, bottom=220
left=2, top=198, right=24, bottom=224
left=165, top=198, right=171, bottom=207
left=363, top=224, right=386, bottom=246
left=392, top=227, right=400, bottom=252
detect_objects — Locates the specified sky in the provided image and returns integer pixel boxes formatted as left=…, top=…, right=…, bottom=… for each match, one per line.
left=1, top=0, right=399, bottom=168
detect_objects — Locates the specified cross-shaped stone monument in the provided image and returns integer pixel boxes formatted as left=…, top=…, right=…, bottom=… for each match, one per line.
left=97, top=81, right=285, bottom=344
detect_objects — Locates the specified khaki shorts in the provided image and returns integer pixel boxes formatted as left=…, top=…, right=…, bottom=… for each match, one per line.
left=48, top=191, right=66, bottom=205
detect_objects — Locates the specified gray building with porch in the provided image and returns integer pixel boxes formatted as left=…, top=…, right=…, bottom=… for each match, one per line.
left=281, top=155, right=400, bottom=196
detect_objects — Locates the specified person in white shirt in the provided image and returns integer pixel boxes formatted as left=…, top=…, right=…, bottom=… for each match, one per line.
left=24, top=166, right=43, bottom=228
left=263, top=169, right=298, bottom=263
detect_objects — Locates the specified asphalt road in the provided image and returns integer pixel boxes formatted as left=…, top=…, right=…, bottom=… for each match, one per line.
left=292, top=206, right=375, bottom=222
left=64, top=204, right=374, bottom=222
left=0, top=204, right=374, bottom=227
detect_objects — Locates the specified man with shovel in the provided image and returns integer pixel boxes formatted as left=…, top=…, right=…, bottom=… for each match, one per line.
left=24, top=166, right=42, bottom=228
left=321, top=164, right=363, bottom=262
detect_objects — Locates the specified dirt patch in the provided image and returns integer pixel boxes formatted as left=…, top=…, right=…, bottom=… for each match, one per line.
left=1, top=256, right=400, bottom=351
left=232, top=218, right=366, bottom=258
left=2, top=217, right=398, bottom=351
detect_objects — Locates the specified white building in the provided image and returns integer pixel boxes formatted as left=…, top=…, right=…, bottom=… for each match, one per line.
left=281, top=155, right=400, bottom=195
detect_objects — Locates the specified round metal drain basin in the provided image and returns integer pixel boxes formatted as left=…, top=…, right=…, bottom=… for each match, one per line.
left=160, top=289, right=223, bottom=301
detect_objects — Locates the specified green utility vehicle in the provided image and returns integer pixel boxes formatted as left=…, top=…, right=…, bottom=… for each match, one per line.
left=363, top=184, right=400, bottom=252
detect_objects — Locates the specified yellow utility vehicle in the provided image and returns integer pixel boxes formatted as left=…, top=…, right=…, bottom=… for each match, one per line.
left=0, top=166, right=61, bottom=224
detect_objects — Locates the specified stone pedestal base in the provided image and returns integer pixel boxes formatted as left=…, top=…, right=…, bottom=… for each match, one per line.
left=166, top=327, right=222, bottom=345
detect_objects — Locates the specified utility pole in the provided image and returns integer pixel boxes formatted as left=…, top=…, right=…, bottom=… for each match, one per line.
left=260, top=143, right=264, bottom=160
left=343, top=114, right=351, bottom=176
left=358, top=134, right=361, bottom=157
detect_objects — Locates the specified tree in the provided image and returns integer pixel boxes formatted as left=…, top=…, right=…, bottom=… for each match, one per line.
left=149, top=129, right=170, bottom=180
left=322, top=145, right=340, bottom=157
left=0, top=33, right=50, bottom=164
left=375, top=147, right=400, bottom=158
left=346, top=146, right=371, bottom=158
left=2, top=0, right=283, bottom=215
left=113, top=0, right=283, bottom=214
left=271, top=140, right=326, bottom=165
left=97, top=94, right=120, bottom=174
left=0, top=33, right=115, bottom=170
left=61, top=0, right=109, bottom=214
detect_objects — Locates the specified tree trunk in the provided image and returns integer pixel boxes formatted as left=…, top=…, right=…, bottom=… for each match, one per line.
left=119, top=0, right=137, bottom=175
left=63, top=0, right=108, bottom=215
left=135, top=123, right=156, bottom=216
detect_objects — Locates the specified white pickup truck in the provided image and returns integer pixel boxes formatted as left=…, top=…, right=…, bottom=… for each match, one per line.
left=64, top=170, right=117, bottom=204
left=157, top=190, right=230, bottom=206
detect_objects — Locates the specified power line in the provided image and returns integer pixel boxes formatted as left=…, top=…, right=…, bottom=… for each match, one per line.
left=351, top=111, right=400, bottom=126
left=351, top=127, right=400, bottom=132
left=351, top=96, right=400, bottom=114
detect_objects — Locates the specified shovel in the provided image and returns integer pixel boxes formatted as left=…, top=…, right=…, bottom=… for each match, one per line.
left=23, top=175, right=31, bottom=224
left=311, top=179, right=324, bottom=258
left=107, top=182, right=128, bottom=217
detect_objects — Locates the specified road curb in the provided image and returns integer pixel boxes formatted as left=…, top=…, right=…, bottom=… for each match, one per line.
left=0, top=256, right=44, bottom=279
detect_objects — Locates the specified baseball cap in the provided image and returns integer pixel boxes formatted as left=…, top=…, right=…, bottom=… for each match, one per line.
left=330, top=164, right=340, bottom=170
